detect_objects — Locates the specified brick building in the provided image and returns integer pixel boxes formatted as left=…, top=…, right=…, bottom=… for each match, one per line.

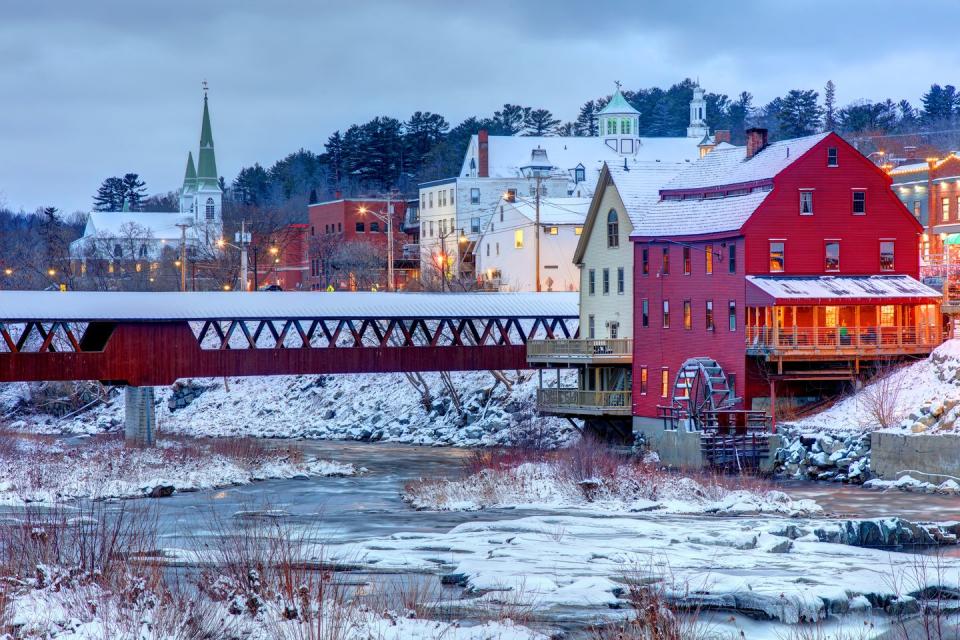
left=306, top=197, right=416, bottom=290
left=888, top=153, right=960, bottom=264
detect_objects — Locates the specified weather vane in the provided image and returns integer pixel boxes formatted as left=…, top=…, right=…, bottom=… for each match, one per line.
left=202, top=79, right=209, bottom=96
left=614, top=80, right=622, bottom=91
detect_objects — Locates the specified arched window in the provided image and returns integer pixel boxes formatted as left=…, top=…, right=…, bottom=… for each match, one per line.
left=607, top=209, right=619, bottom=248
left=205, top=198, right=215, bottom=220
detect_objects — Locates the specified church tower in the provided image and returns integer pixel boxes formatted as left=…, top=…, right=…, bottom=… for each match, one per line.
left=194, top=85, right=222, bottom=239
left=687, top=84, right=709, bottom=138
left=597, top=84, right=641, bottom=156
left=179, top=152, right=197, bottom=215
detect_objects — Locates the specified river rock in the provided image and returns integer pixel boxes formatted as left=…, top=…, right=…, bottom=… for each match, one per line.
left=321, top=409, right=335, bottom=420
left=146, top=485, right=175, bottom=498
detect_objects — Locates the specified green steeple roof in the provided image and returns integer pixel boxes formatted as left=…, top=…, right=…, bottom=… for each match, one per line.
left=196, top=93, right=219, bottom=189
left=598, top=88, right=640, bottom=116
left=182, top=151, right=197, bottom=192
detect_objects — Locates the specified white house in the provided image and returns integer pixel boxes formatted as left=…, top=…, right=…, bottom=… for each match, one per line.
left=475, top=196, right=590, bottom=292
left=70, top=90, right=224, bottom=265
left=417, top=84, right=717, bottom=285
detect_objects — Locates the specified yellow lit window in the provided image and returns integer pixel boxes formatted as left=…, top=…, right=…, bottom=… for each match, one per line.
left=705, top=245, right=713, bottom=274
left=548, top=227, right=558, bottom=235
left=824, top=306, right=838, bottom=327
left=514, top=229, right=524, bottom=249
left=574, top=226, right=583, bottom=235
left=880, top=305, right=895, bottom=326
left=660, top=369, right=670, bottom=398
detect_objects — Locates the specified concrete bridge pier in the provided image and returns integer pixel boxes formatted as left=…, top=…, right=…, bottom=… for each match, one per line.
left=124, top=386, right=156, bottom=445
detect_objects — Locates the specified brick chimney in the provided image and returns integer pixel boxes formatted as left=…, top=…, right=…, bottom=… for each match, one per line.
left=745, top=128, right=768, bottom=159
left=334, top=189, right=342, bottom=199
left=713, top=130, right=731, bottom=144
left=478, top=129, right=489, bottom=178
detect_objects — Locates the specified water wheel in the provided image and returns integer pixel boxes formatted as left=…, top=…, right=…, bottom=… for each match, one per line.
left=672, top=357, right=734, bottom=427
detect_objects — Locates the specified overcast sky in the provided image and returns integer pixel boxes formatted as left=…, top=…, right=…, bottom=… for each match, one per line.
left=2, top=1, right=958, bottom=213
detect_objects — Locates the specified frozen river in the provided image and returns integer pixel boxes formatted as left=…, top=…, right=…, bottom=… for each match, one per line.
left=122, top=440, right=960, bottom=637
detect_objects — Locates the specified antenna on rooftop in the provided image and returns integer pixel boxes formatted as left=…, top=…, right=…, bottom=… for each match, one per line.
left=623, top=157, right=629, bottom=171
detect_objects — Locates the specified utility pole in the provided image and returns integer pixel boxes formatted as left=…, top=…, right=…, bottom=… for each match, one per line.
left=386, top=193, right=395, bottom=292
left=534, top=175, right=542, bottom=293
left=234, top=220, right=250, bottom=292
left=176, top=222, right=190, bottom=292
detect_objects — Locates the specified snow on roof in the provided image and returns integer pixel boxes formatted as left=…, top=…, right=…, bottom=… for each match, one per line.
left=630, top=189, right=772, bottom=238
left=0, top=291, right=579, bottom=322
left=746, top=275, right=941, bottom=303
left=83, top=211, right=194, bottom=240
left=888, top=161, right=929, bottom=176
left=460, top=135, right=702, bottom=179
left=511, top=197, right=591, bottom=225
left=605, top=161, right=687, bottom=228
left=663, top=133, right=830, bottom=191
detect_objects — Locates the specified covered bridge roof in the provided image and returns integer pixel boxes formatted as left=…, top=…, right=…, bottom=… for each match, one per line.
left=0, top=291, right=579, bottom=322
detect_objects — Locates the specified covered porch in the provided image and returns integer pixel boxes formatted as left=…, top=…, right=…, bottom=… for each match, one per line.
left=745, top=275, right=943, bottom=361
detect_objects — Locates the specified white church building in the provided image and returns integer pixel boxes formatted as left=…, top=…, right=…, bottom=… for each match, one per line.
left=417, top=83, right=722, bottom=285
left=70, top=91, right=223, bottom=265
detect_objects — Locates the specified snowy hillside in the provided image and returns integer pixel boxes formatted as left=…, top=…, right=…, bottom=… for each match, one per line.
left=3, top=371, right=579, bottom=448
left=791, top=340, right=960, bottom=434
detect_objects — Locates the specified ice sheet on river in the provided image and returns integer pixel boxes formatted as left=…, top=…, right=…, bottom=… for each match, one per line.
left=316, top=514, right=960, bottom=624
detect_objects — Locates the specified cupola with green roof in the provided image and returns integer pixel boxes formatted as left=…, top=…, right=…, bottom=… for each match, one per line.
left=598, top=83, right=641, bottom=156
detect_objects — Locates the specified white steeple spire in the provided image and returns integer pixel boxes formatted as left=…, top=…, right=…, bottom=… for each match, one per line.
left=687, top=83, right=709, bottom=138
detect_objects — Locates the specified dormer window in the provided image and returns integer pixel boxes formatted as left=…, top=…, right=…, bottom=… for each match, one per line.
left=574, top=164, right=585, bottom=183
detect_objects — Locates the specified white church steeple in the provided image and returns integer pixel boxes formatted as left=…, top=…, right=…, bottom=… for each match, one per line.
left=687, top=83, right=709, bottom=138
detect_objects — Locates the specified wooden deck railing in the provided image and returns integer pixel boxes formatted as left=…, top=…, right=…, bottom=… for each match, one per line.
left=527, top=338, right=632, bottom=359
left=745, top=325, right=941, bottom=356
left=537, top=388, right=632, bottom=414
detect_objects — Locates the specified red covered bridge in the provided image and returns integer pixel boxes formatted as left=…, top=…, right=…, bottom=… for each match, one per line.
left=0, top=291, right=578, bottom=386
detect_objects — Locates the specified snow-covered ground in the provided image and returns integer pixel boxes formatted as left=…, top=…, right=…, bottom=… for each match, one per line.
left=0, top=434, right=354, bottom=504
left=403, top=459, right=821, bottom=516
left=2, top=370, right=579, bottom=448
left=793, top=340, right=960, bottom=435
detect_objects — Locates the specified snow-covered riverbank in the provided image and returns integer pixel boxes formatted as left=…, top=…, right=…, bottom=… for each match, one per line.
left=0, top=433, right=354, bottom=504
left=2, top=370, right=578, bottom=447
left=403, top=452, right=821, bottom=516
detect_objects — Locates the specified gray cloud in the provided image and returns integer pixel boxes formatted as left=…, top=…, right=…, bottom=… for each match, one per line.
left=1, top=1, right=957, bottom=213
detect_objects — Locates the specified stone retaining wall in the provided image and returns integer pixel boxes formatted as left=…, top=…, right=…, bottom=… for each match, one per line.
left=871, top=431, right=960, bottom=481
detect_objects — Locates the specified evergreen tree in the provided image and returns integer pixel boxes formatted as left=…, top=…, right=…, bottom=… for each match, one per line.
left=837, top=100, right=897, bottom=133
left=232, top=164, right=271, bottom=206
left=574, top=100, right=598, bottom=136
left=556, top=122, right=574, bottom=136
left=773, top=90, right=823, bottom=138
left=403, top=111, right=449, bottom=175
left=523, top=108, right=561, bottom=136
left=824, top=80, right=837, bottom=131
left=120, top=173, right=147, bottom=210
left=921, top=84, right=959, bottom=123
left=93, top=177, right=127, bottom=211
left=493, top=104, right=529, bottom=135
left=726, top=92, right=753, bottom=143
left=323, top=130, right=346, bottom=190
left=898, top=100, right=918, bottom=130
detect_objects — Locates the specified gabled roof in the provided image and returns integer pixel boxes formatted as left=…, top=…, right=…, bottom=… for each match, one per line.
left=572, top=160, right=687, bottom=264
left=81, top=211, right=193, bottom=241
left=597, top=90, right=640, bottom=116
left=662, top=133, right=830, bottom=191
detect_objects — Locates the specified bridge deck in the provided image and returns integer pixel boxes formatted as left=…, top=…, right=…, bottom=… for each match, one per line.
left=0, top=292, right=579, bottom=386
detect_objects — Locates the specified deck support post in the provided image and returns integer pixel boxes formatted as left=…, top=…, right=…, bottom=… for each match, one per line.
left=768, top=378, right=777, bottom=434
left=124, top=386, right=156, bottom=446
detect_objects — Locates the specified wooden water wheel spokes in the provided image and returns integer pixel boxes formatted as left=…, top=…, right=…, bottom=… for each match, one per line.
left=672, top=357, right=733, bottom=428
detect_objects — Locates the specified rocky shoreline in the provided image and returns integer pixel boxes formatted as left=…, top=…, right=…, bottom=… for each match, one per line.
left=774, top=431, right=873, bottom=484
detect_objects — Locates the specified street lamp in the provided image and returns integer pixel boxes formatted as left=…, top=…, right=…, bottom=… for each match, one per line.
left=520, top=147, right=554, bottom=293
left=218, top=221, right=252, bottom=291
left=358, top=193, right=397, bottom=291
